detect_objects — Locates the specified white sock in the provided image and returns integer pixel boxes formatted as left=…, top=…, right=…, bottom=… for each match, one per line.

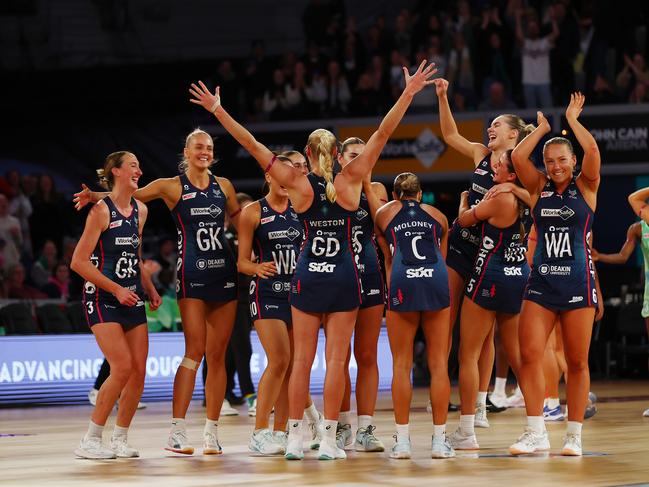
left=304, top=403, right=319, bottom=423
left=204, top=419, right=218, bottom=434
left=476, top=391, right=488, bottom=407
left=171, top=418, right=186, bottom=431
left=433, top=424, right=446, bottom=439
left=527, top=416, right=545, bottom=434
left=459, top=414, right=475, bottom=436
left=288, top=418, right=303, bottom=439
left=85, top=420, right=104, bottom=440
left=339, top=410, right=352, bottom=426
left=396, top=423, right=409, bottom=440
left=566, top=421, right=582, bottom=436
left=358, top=415, right=372, bottom=430
left=494, top=377, right=507, bottom=395
left=322, top=419, right=338, bottom=443
left=513, top=385, right=522, bottom=396
left=547, top=397, right=560, bottom=409
left=112, top=425, right=128, bottom=439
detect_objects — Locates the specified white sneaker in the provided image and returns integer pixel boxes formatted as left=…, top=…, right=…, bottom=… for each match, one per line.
left=506, top=389, right=525, bottom=408
left=136, top=401, right=147, bottom=410
left=335, top=423, right=353, bottom=449
left=355, top=425, right=385, bottom=452
left=273, top=430, right=287, bottom=452
left=426, top=399, right=432, bottom=414
left=284, top=432, right=304, bottom=460
left=643, top=407, right=649, bottom=417
left=220, top=399, right=239, bottom=416
left=306, top=412, right=323, bottom=450
left=110, top=436, right=139, bottom=458
left=488, top=391, right=509, bottom=409
left=88, top=388, right=98, bottom=406
left=203, top=430, right=222, bottom=455
left=431, top=435, right=456, bottom=459
left=475, top=405, right=490, bottom=428
left=75, top=436, right=117, bottom=459
left=165, top=428, right=194, bottom=455
left=389, top=435, right=411, bottom=459
left=448, top=428, right=479, bottom=450
left=560, top=433, right=582, bottom=456
left=509, top=428, right=550, bottom=455
left=318, top=439, right=347, bottom=460
left=249, top=428, right=283, bottom=455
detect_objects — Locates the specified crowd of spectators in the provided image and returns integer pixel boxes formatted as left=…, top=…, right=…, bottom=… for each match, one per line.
left=210, top=0, right=648, bottom=121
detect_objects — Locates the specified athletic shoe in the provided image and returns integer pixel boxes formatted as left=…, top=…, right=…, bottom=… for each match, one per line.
left=509, top=428, right=550, bottom=455
left=165, top=428, right=194, bottom=455
left=505, top=388, right=525, bottom=408
left=336, top=422, right=353, bottom=449
left=475, top=405, right=490, bottom=428
left=110, top=436, right=139, bottom=458
left=246, top=394, right=257, bottom=417
left=88, top=388, right=98, bottom=406
left=220, top=399, right=239, bottom=416
left=75, top=436, right=117, bottom=459
left=543, top=404, right=565, bottom=422
left=488, top=391, right=509, bottom=409
left=273, top=430, right=287, bottom=452
left=584, top=404, right=597, bottom=419
left=136, top=401, right=147, bottom=410
left=249, top=428, right=283, bottom=455
left=354, top=425, right=385, bottom=452
left=643, top=407, right=649, bottom=417
left=486, top=395, right=507, bottom=413
left=307, top=412, right=323, bottom=450
left=448, top=428, right=479, bottom=450
left=226, top=393, right=245, bottom=405
left=389, top=435, right=411, bottom=459
left=284, top=434, right=304, bottom=460
left=431, top=435, right=456, bottom=458
left=560, top=433, right=582, bottom=456
left=318, top=439, right=346, bottom=460
left=448, top=402, right=460, bottom=412
left=588, top=391, right=597, bottom=404
left=203, top=431, right=222, bottom=455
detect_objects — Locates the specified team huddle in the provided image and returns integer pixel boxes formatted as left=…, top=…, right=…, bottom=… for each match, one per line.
left=69, top=60, right=628, bottom=461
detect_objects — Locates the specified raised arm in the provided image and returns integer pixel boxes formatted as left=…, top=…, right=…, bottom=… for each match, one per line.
left=236, top=203, right=277, bottom=278
left=629, top=187, right=649, bottom=225
left=433, top=78, right=488, bottom=163
left=189, top=82, right=303, bottom=191
left=511, top=111, right=549, bottom=196
left=342, top=61, right=437, bottom=181
left=362, top=177, right=388, bottom=220
left=593, top=222, right=640, bottom=264
left=567, top=93, right=600, bottom=188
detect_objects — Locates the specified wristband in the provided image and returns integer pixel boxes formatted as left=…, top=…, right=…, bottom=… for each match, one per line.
left=209, top=99, right=221, bottom=113
left=229, top=208, right=241, bottom=219
left=265, top=155, right=278, bottom=174
left=639, top=204, right=647, bottom=217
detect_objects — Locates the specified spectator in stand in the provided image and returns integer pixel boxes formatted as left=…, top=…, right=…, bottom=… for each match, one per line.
left=478, top=80, right=517, bottom=111
left=262, top=69, right=290, bottom=120
left=351, top=72, right=381, bottom=116
left=305, top=70, right=328, bottom=108
left=244, top=40, right=273, bottom=117
left=447, top=32, right=475, bottom=99
left=366, top=22, right=391, bottom=60
left=42, top=261, right=70, bottom=300
left=410, top=49, right=438, bottom=111
left=303, top=42, right=327, bottom=78
left=0, top=194, right=22, bottom=272
left=31, top=239, right=59, bottom=289
left=6, top=169, right=32, bottom=257
left=480, top=31, right=514, bottom=97
left=516, top=7, right=559, bottom=108
left=550, top=1, right=580, bottom=105
left=29, top=174, right=68, bottom=255
left=389, top=50, right=408, bottom=99
left=6, top=263, right=47, bottom=300
left=213, top=60, right=241, bottom=117
left=341, top=36, right=363, bottom=89
left=616, top=53, right=649, bottom=101
left=412, top=13, right=444, bottom=53
left=394, top=12, right=412, bottom=59
left=427, top=36, right=447, bottom=80
left=286, top=62, right=311, bottom=118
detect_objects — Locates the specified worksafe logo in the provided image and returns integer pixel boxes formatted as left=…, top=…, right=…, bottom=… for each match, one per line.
left=381, top=128, right=446, bottom=168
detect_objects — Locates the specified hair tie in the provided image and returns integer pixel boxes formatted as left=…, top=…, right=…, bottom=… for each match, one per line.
left=265, top=155, right=278, bottom=174
left=639, top=204, right=648, bottom=217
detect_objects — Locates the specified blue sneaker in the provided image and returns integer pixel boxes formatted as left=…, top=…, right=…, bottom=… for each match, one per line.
left=543, top=404, right=565, bottom=421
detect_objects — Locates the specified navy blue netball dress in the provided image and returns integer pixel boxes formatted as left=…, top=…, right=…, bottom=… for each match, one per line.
left=290, top=173, right=362, bottom=312
left=447, top=155, right=495, bottom=278
left=352, top=191, right=385, bottom=309
left=172, top=173, right=237, bottom=302
left=385, top=200, right=449, bottom=312
left=465, top=216, right=531, bottom=315
left=249, top=198, right=302, bottom=325
left=83, top=196, right=146, bottom=329
left=525, top=177, right=597, bottom=310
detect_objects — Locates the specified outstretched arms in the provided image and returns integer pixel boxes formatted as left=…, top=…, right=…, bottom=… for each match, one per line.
left=511, top=111, right=549, bottom=196
left=567, top=93, right=600, bottom=188
left=593, top=222, right=640, bottom=264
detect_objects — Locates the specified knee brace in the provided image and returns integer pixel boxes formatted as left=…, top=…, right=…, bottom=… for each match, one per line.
left=180, top=357, right=199, bottom=371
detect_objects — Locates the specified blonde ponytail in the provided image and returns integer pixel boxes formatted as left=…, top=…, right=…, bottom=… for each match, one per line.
left=307, top=129, right=338, bottom=203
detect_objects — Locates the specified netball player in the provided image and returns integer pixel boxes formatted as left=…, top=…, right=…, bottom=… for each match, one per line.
left=373, top=172, right=453, bottom=459
left=71, top=151, right=161, bottom=459
left=449, top=150, right=530, bottom=449
left=336, top=137, right=389, bottom=453
left=432, top=78, right=533, bottom=412
left=187, top=60, right=437, bottom=460
left=596, top=187, right=649, bottom=416
left=509, top=94, right=600, bottom=456
left=74, top=129, right=241, bottom=455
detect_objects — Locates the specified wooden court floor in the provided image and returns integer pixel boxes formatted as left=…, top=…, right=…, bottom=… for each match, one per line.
left=2, top=381, right=649, bottom=487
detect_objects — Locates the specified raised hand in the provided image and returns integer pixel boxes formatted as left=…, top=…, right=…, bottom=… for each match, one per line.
left=114, top=286, right=140, bottom=306
left=73, top=184, right=92, bottom=211
left=403, top=60, right=437, bottom=97
left=536, top=111, right=551, bottom=133
left=432, top=78, right=449, bottom=98
left=566, top=92, right=585, bottom=121
left=189, top=81, right=221, bottom=113
left=254, top=261, right=277, bottom=279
